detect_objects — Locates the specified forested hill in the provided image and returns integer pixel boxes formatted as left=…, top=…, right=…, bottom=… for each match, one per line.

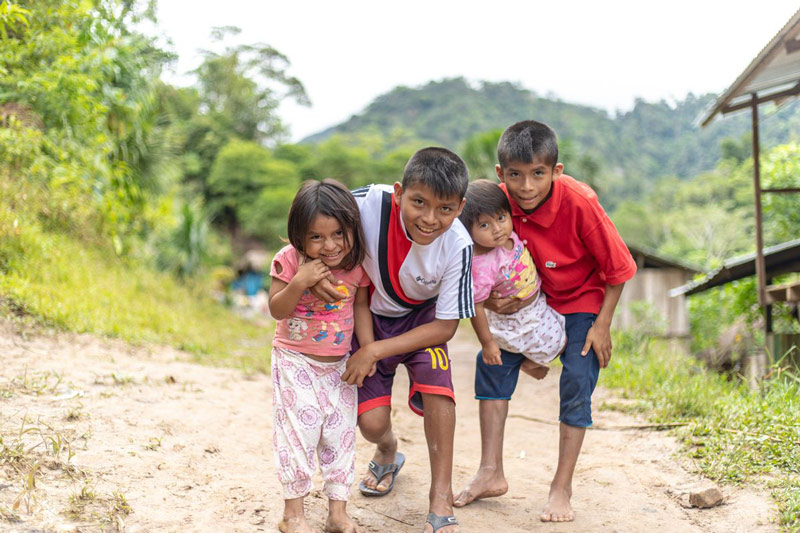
left=302, top=77, right=800, bottom=182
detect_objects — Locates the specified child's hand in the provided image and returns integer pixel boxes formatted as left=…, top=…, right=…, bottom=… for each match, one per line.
left=292, top=258, right=330, bottom=289
left=342, top=345, right=378, bottom=387
left=582, top=319, right=612, bottom=368
left=484, top=293, right=534, bottom=315
left=482, top=341, right=502, bottom=365
left=309, top=274, right=344, bottom=302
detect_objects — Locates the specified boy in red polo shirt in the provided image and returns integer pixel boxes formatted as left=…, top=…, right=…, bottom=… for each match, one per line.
left=454, top=120, right=636, bottom=523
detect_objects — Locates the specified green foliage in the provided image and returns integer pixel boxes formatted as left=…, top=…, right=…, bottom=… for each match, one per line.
left=605, top=337, right=800, bottom=529
left=154, top=200, right=210, bottom=279
left=762, top=144, right=800, bottom=244
left=194, top=26, right=309, bottom=143
left=206, top=139, right=300, bottom=241
left=462, top=129, right=502, bottom=180
left=687, top=279, right=761, bottom=354
left=0, top=0, right=174, bottom=252
left=0, top=1, right=30, bottom=40
left=612, top=154, right=759, bottom=271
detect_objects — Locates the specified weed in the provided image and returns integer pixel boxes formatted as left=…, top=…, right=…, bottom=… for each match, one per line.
left=97, top=490, right=132, bottom=531
left=12, top=461, right=39, bottom=514
left=10, top=366, right=62, bottom=395
left=66, top=482, right=96, bottom=519
left=64, top=404, right=83, bottom=421
left=111, top=372, right=134, bottom=386
left=0, top=505, right=21, bottom=522
left=144, top=436, right=162, bottom=451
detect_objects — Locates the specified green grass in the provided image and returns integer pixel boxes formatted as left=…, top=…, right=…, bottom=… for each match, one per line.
left=604, top=333, right=800, bottom=530
left=0, top=190, right=270, bottom=373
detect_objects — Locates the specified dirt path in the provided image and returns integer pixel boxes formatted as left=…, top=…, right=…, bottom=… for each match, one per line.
left=0, top=321, right=777, bottom=532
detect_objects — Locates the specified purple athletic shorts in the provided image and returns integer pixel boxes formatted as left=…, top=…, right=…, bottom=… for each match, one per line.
left=352, top=303, right=454, bottom=417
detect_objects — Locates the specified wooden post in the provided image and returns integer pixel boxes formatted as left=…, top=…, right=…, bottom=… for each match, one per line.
left=751, top=94, right=767, bottom=308
left=750, top=94, right=769, bottom=382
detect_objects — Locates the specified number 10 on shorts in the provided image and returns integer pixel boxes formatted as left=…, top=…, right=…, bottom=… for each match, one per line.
left=426, top=347, right=449, bottom=370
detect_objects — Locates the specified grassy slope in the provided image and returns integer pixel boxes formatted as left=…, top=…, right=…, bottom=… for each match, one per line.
left=0, top=203, right=270, bottom=374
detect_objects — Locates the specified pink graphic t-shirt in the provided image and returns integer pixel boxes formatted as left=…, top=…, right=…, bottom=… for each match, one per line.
left=471, top=231, right=541, bottom=304
left=270, top=245, right=371, bottom=356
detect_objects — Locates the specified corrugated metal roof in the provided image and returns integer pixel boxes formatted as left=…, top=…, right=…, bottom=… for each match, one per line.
left=669, top=239, right=800, bottom=297
left=699, top=8, right=800, bottom=126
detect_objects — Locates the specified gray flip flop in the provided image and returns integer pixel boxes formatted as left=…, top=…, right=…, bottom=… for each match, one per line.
left=426, top=513, right=459, bottom=532
left=358, top=451, right=405, bottom=497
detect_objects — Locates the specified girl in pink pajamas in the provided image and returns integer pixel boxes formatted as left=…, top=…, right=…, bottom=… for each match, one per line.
left=269, top=179, right=373, bottom=533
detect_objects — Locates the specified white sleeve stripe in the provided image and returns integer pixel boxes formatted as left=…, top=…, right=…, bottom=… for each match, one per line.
left=351, top=185, right=371, bottom=197
left=464, top=246, right=475, bottom=318
left=466, top=246, right=474, bottom=315
left=458, top=246, right=474, bottom=318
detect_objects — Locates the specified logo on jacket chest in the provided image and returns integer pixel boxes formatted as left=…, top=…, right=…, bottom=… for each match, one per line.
left=545, top=261, right=557, bottom=268
left=415, top=275, right=438, bottom=286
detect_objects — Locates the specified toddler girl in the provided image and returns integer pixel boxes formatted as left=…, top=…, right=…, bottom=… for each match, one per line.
left=269, top=179, right=372, bottom=533
left=459, top=179, right=566, bottom=378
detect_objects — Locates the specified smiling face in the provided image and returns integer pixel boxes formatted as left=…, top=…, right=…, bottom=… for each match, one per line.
left=394, top=182, right=465, bottom=245
left=469, top=210, right=513, bottom=253
left=496, top=156, right=563, bottom=213
left=303, top=214, right=352, bottom=268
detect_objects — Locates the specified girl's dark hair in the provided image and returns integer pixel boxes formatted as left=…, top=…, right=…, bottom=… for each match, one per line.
left=458, top=179, right=512, bottom=231
left=287, top=179, right=366, bottom=271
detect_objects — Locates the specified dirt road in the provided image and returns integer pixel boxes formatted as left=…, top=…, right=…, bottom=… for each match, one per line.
left=0, top=321, right=776, bottom=532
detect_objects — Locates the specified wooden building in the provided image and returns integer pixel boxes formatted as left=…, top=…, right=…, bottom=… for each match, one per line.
left=614, top=245, right=701, bottom=340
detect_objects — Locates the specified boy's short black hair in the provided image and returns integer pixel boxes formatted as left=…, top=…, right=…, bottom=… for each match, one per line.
left=497, top=120, right=559, bottom=168
left=458, top=179, right=512, bottom=232
left=287, top=178, right=366, bottom=271
left=402, top=147, right=469, bottom=200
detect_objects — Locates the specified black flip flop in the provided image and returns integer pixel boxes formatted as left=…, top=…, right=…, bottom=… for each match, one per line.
left=358, top=452, right=406, bottom=497
left=426, top=512, right=459, bottom=532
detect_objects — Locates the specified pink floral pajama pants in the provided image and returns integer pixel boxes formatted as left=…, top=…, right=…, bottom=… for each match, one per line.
left=271, top=346, right=357, bottom=500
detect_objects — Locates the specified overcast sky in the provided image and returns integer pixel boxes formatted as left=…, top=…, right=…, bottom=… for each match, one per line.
left=155, top=1, right=800, bottom=142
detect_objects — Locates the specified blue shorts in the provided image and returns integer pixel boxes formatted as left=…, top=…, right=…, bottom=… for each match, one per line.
left=474, top=312, right=599, bottom=427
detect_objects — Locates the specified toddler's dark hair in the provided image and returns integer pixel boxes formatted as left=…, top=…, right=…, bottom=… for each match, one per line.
left=497, top=120, right=559, bottom=168
left=287, top=179, right=366, bottom=271
left=402, top=147, right=469, bottom=200
left=458, top=179, right=512, bottom=232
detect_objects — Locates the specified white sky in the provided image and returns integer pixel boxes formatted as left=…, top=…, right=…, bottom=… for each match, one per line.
left=155, top=1, right=800, bottom=142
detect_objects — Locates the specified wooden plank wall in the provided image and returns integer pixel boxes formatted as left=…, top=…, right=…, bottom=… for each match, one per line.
left=614, top=268, right=694, bottom=338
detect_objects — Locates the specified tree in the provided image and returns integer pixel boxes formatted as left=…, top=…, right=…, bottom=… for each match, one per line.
left=193, top=26, right=309, bottom=144
left=206, top=140, right=300, bottom=243
left=462, top=129, right=501, bottom=181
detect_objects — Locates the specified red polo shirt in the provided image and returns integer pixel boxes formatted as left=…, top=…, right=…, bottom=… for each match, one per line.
left=501, top=175, right=636, bottom=315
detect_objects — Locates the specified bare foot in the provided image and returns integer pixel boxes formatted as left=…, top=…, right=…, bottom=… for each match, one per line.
left=360, top=437, right=398, bottom=493
left=325, top=513, right=360, bottom=533
left=521, top=359, right=549, bottom=380
left=539, top=486, right=574, bottom=522
left=278, top=516, right=315, bottom=533
left=453, top=467, right=508, bottom=507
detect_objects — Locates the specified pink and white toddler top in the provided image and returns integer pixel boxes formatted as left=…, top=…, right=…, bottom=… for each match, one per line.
left=472, top=231, right=541, bottom=304
left=270, top=245, right=371, bottom=356
left=351, top=184, right=475, bottom=320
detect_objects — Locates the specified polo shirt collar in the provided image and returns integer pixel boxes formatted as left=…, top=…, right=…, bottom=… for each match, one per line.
left=503, top=178, right=563, bottom=228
